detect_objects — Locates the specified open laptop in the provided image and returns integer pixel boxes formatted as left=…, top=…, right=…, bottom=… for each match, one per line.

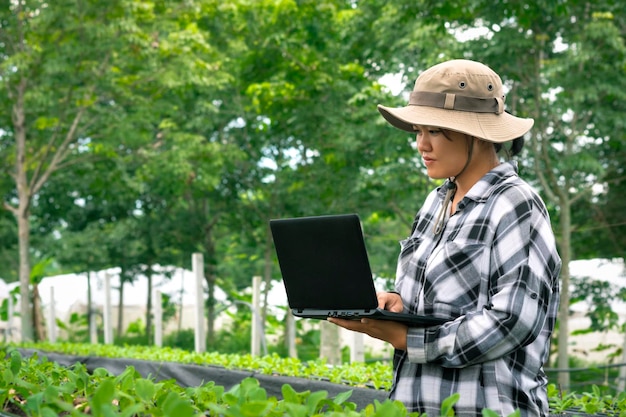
left=269, top=213, right=448, bottom=327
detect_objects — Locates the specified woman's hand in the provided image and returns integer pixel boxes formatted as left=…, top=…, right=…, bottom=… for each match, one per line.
left=327, top=316, right=408, bottom=350
left=377, top=291, right=404, bottom=313
left=327, top=291, right=408, bottom=350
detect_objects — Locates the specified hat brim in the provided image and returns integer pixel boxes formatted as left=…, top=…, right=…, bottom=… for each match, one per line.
left=377, top=104, right=533, bottom=143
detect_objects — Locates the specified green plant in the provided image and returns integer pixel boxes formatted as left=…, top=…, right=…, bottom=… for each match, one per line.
left=548, top=384, right=578, bottom=414
left=8, top=342, right=626, bottom=416
left=55, top=312, right=90, bottom=343
left=0, top=348, right=418, bottom=417
left=113, top=319, right=151, bottom=347
left=163, top=329, right=195, bottom=351
left=296, top=328, right=321, bottom=362
left=546, top=355, right=623, bottom=396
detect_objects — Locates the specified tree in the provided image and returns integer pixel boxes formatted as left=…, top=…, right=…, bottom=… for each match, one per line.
left=0, top=0, right=240, bottom=341
left=529, top=8, right=626, bottom=387
left=1, top=0, right=142, bottom=340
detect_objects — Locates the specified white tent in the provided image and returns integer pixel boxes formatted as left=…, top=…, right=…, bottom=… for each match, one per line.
left=0, top=278, right=9, bottom=299
left=36, top=266, right=218, bottom=310
left=568, top=258, right=626, bottom=362
left=2, top=259, right=624, bottom=363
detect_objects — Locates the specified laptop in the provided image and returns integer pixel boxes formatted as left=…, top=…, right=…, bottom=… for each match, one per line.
left=269, top=213, right=448, bottom=327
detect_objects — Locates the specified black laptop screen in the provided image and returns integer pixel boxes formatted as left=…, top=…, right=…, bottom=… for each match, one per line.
left=270, top=214, right=379, bottom=311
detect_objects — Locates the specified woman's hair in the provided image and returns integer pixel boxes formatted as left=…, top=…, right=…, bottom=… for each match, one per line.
left=494, top=110, right=525, bottom=157
left=438, top=126, right=524, bottom=158
left=494, top=136, right=524, bottom=157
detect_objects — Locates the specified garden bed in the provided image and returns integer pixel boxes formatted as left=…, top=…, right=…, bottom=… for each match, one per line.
left=11, top=347, right=623, bottom=416
left=17, top=348, right=389, bottom=409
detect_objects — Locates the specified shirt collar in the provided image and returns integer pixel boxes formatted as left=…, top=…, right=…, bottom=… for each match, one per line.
left=437, top=161, right=519, bottom=204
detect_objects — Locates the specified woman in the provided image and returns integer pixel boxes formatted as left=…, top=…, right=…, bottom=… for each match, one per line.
left=328, top=59, right=561, bottom=417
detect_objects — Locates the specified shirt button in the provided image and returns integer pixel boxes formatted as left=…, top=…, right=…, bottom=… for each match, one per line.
left=530, top=293, right=538, bottom=299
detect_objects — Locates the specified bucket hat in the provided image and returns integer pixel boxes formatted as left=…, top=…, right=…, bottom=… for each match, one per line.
left=377, top=59, right=533, bottom=143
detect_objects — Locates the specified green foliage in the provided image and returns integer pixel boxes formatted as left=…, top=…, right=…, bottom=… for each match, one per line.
left=207, top=319, right=254, bottom=355
left=3, top=344, right=623, bottom=417
left=545, top=355, right=624, bottom=397
left=2, top=0, right=626, bottom=395
left=114, top=333, right=151, bottom=347
left=125, top=318, right=146, bottom=336
left=548, top=383, right=626, bottom=417
left=163, top=329, right=196, bottom=351
left=0, top=286, right=20, bottom=322
left=1, top=347, right=413, bottom=417
left=13, top=341, right=626, bottom=401
left=159, top=293, right=178, bottom=325
left=295, top=328, right=322, bottom=362
left=571, top=275, right=625, bottom=334
left=28, top=259, right=54, bottom=286
left=16, top=341, right=393, bottom=390
left=55, top=313, right=90, bottom=344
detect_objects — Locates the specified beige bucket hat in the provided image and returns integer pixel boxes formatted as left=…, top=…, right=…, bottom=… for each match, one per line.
left=377, top=59, right=534, bottom=143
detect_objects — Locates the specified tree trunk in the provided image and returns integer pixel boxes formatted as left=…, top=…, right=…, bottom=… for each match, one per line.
left=17, top=208, right=33, bottom=342
left=177, top=270, right=184, bottom=332
left=32, top=283, right=46, bottom=341
left=529, top=46, right=572, bottom=388
left=204, top=229, right=217, bottom=346
left=557, top=197, right=572, bottom=389
left=145, top=267, right=153, bottom=342
left=617, top=326, right=626, bottom=392
left=262, top=224, right=273, bottom=325
left=117, top=277, right=125, bottom=339
left=206, top=274, right=215, bottom=346
left=13, top=76, right=34, bottom=342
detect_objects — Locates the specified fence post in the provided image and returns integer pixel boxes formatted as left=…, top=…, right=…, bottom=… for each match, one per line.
left=286, top=311, right=297, bottom=358
left=619, top=333, right=626, bottom=392
left=193, top=253, right=206, bottom=353
left=6, top=296, right=14, bottom=342
left=103, top=272, right=113, bottom=344
left=88, top=272, right=98, bottom=344
left=320, top=320, right=341, bottom=365
left=251, top=276, right=262, bottom=356
left=48, top=286, right=57, bottom=343
left=154, top=290, right=163, bottom=347
left=350, top=332, right=364, bottom=363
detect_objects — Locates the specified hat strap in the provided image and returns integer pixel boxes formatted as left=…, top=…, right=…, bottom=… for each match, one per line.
left=433, top=182, right=456, bottom=235
left=432, top=137, right=475, bottom=235
left=409, top=91, right=504, bottom=114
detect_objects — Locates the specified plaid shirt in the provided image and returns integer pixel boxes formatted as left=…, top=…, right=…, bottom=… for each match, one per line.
left=390, top=162, right=561, bottom=417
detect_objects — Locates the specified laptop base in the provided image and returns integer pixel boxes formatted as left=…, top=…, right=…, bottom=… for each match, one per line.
left=292, top=308, right=448, bottom=327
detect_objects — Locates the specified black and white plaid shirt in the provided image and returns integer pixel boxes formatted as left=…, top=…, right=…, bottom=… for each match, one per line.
left=390, top=161, right=561, bottom=417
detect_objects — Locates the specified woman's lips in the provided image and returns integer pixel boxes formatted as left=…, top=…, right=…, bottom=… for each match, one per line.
left=423, top=156, right=435, bottom=166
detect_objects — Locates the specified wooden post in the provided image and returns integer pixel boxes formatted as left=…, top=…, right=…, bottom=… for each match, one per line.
left=88, top=273, right=98, bottom=344
left=251, top=276, right=262, bottom=356
left=103, top=272, right=113, bottom=344
left=286, top=310, right=297, bottom=358
left=154, top=290, right=162, bottom=347
left=193, top=253, right=206, bottom=353
left=320, top=320, right=341, bottom=365
left=7, top=296, right=14, bottom=342
left=350, top=332, right=364, bottom=363
left=619, top=332, right=626, bottom=392
left=48, top=287, right=57, bottom=343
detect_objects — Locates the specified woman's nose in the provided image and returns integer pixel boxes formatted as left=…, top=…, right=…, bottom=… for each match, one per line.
left=416, top=133, right=430, bottom=152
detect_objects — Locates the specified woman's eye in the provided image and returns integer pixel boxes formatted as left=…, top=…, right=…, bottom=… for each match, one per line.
left=416, top=128, right=442, bottom=136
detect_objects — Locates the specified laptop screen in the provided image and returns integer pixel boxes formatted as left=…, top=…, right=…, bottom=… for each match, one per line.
left=269, top=214, right=379, bottom=311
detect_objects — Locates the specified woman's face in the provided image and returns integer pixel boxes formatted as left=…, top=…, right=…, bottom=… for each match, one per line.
left=415, top=125, right=470, bottom=180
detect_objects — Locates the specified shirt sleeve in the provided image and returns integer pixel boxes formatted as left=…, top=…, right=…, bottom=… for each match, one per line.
left=405, top=190, right=560, bottom=367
